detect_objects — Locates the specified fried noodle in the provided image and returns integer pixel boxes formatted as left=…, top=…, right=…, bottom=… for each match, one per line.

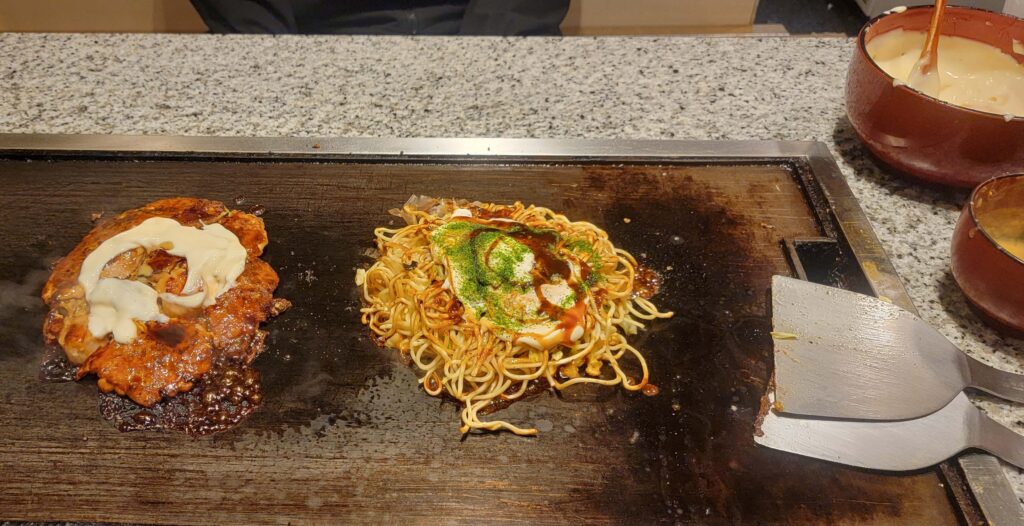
left=356, top=198, right=673, bottom=435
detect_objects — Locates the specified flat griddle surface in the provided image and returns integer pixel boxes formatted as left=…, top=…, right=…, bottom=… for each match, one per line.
left=0, top=159, right=960, bottom=525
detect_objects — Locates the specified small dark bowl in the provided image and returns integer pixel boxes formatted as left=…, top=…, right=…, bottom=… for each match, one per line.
left=847, top=6, right=1024, bottom=188
left=951, top=174, right=1024, bottom=335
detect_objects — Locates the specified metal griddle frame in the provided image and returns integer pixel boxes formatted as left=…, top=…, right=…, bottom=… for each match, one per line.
left=0, top=134, right=1019, bottom=525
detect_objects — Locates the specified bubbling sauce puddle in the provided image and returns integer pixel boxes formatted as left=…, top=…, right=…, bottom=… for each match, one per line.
left=41, top=355, right=262, bottom=436
left=633, top=266, right=663, bottom=300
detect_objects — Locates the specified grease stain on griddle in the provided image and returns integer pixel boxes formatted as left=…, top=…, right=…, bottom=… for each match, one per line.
left=0, top=159, right=963, bottom=525
left=39, top=348, right=77, bottom=382
left=574, top=165, right=940, bottom=524
left=98, top=361, right=263, bottom=436
left=0, top=268, right=51, bottom=360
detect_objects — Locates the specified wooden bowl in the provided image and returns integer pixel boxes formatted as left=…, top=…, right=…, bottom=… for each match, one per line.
left=847, top=6, right=1024, bottom=188
left=951, top=174, right=1024, bottom=335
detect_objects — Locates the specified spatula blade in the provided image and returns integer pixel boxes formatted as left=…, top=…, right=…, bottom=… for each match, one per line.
left=771, top=275, right=969, bottom=420
left=756, top=392, right=972, bottom=471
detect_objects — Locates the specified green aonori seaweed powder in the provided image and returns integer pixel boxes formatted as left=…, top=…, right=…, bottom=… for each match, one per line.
left=430, top=217, right=596, bottom=336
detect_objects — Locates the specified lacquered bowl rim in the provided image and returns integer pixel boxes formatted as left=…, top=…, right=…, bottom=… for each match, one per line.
left=967, top=172, right=1024, bottom=266
left=856, top=5, right=1024, bottom=123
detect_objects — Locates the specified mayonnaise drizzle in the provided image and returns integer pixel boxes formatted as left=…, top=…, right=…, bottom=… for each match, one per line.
left=78, top=217, right=247, bottom=343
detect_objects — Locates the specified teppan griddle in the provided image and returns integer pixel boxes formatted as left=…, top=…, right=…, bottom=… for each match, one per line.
left=0, top=136, right=1018, bottom=525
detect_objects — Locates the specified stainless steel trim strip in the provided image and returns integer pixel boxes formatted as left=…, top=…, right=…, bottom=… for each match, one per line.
left=1, top=133, right=1018, bottom=524
left=0, top=134, right=812, bottom=158
left=961, top=454, right=1024, bottom=526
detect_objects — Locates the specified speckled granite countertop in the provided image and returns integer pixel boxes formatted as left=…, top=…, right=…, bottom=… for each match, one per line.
left=2, top=33, right=1023, bottom=503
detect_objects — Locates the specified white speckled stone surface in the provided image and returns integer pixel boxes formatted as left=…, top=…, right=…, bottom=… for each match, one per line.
left=2, top=33, right=1023, bottom=504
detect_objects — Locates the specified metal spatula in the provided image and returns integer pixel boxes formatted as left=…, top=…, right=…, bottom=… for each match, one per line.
left=756, top=392, right=1024, bottom=471
left=771, top=275, right=1024, bottom=420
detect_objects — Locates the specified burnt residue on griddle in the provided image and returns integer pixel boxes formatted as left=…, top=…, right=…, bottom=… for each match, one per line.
left=0, top=160, right=964, bottom=524
left=241, top=209, right=396, bottom=428
left=99, top=361, right=262, bottom=436
left=575, top=166, right=950, bottom=524
left=479, top=378, right=551, bottom=416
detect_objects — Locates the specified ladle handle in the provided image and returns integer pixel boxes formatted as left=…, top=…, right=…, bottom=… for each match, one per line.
left=919, top=0, right=947, bottom=67
left=967, top=358, right=1024, bottom=404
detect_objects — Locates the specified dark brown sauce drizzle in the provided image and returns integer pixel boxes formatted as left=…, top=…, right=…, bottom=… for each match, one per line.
left=414, top=215, right=660, bottom=423
left=446, top=297, right=465, bottom=322
left=97, top=361, right=262, bottom=436
left=151, top=323, right=186, bottom=347
left=460, top=217, right=590, bottom=345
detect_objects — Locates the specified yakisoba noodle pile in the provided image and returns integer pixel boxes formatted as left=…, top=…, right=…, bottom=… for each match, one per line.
left=356, top=197, right=673, bottom=435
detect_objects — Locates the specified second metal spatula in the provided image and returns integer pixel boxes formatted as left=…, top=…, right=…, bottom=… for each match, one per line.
left=757, top=391, right=1024, bottom=470
left=771, top=275, right=1024, bottom=420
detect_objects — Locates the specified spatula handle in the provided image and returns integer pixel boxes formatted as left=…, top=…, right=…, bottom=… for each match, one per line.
left=967, top=358, right=1024, bottom=404
left=974, top=413, right=1024, bottom=470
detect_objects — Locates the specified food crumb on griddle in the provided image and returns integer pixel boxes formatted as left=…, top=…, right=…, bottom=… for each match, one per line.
left=299, top=269, right=317, bottom=284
